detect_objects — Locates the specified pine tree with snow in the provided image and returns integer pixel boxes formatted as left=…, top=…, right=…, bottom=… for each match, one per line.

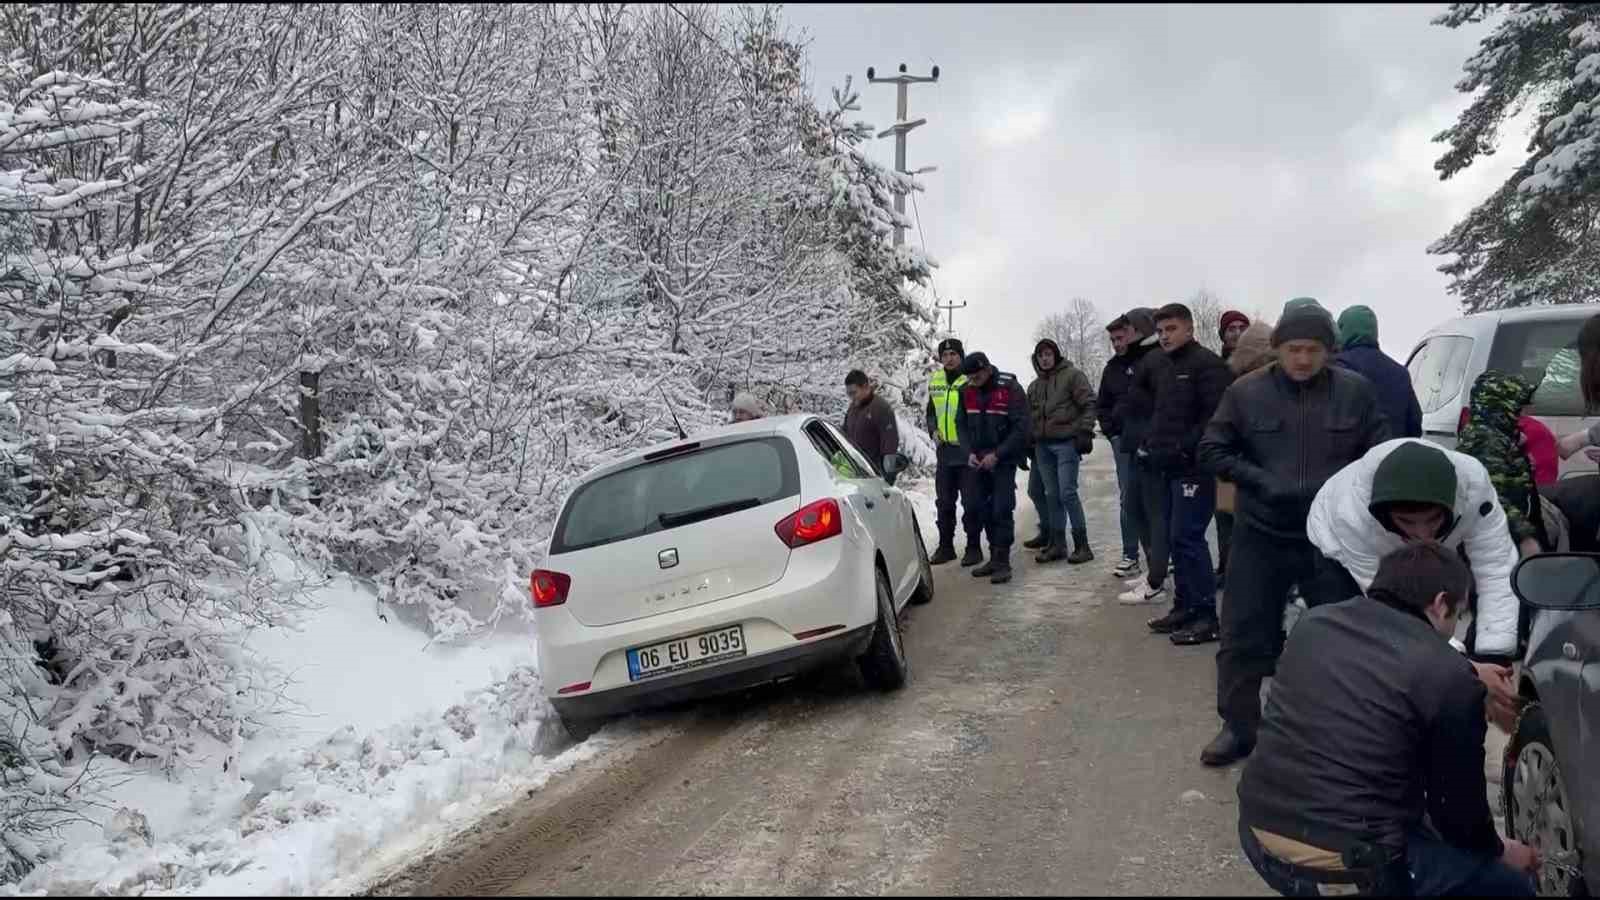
left=1429, top=3, right=1600, bottom=311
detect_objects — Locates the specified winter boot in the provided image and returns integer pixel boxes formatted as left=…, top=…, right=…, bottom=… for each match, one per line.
left=1067, top=529, right=1094, bottom=565
left=1170, top=613, right=1220, bottom=646
left=1147, top=605, right=1195, bottom=634
left=959, top=544, right=985, bottom=568
left=1200, top=725, right=1255, bottom=767
left=1022, top=528, right=1050, bottom=550
left=1036, top=530, right=1068, bottom=564
left=988, top=549, right=1013, bottom=584
left=930, top=540, right=957, bottom=565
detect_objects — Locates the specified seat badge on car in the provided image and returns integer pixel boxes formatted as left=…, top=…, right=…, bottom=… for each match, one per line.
left=659, top=548, right=679, bottom=570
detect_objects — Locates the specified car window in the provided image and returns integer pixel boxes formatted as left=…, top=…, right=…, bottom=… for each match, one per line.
left=823, top=420, right=882, bottom=477
left=552, top=437, right=799, bottom=553
left=1406, top=335, right=1474, bottom=414
left=802, top=421, right=871, bottom=479
left=1489, top=320, right=1587, bottom=417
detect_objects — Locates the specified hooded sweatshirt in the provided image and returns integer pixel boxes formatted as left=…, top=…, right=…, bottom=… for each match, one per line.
left=1334, top=305, right=1423, bottom=439
left=1455, top=370, right=1543, bottom=548
left=1028, top=339, right=1097, bottom=444
left=1228, top=321, right=1275, bottom=379
left=1306, top=438, right=1521, bottom=659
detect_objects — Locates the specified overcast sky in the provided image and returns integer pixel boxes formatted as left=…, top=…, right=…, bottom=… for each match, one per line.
left=781, top=2, right=1528, bottom=375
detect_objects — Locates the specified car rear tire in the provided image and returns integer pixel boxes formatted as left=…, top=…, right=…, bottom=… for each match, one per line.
left=1505, top=702, right=1590, bottom=897
left=858, top=566, right=908, bottom=691
left=558, top=711, right=603, bottom=743
left=910, top=517, right=935, bottom=606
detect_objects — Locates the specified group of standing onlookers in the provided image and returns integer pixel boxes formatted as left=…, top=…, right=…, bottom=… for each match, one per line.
left=727, top=300, right=1600, bottom=897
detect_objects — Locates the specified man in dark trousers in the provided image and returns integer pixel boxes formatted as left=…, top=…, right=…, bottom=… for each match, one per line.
left=843, top=369, right=900, bottom=482
left=1143, top=303, right=1234, bottom=645
left=955, top=351, right=1031, bottom=584
left=925, top=339, right=979, bottom=565
left=1098, top=315, right=1145, bottom=578
left=1197, top=297, right=1390, bottom=766
left=1334, top=305, right=1423, bottom=439
left=1215, top=310, right=1250, bottom=587
left=1237, top=543, right=1538, bottom=896
left=1114, top=308, right=1173, bottom=607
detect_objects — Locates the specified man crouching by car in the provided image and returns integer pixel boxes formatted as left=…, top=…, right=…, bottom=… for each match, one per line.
left=1236, top=543, right=1539, bottom=897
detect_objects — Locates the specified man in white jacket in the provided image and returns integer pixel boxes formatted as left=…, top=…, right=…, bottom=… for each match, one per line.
left=1308, top=438, right=1521, bottom=728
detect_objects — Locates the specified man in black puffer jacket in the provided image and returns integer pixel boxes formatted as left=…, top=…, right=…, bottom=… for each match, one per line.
left=1197, top=297, right=1390, bottom=767
left=1098, top=314, right=1145, bottom=578
left=1112, top=308, right=1174, bottom=607
left=1141, top=303, right=1234, bottom=646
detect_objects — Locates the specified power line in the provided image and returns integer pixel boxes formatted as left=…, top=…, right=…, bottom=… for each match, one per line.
left=912, top=188, right=965, bottom=335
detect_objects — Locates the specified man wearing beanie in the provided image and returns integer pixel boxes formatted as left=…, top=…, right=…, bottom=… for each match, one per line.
left=1218, top=310, right=1250, bottom=362
left=1197, top=296, right=1390, bottom=767
left=1112, top=308, right=1175, bottom=607
left=926, top=337, right=979, bottom=565
left=1307, top=438, right=1524, bottom=731
left=1334, top=305, right=1423, bottom=438
left=955, top=351, right=1031, bottom=584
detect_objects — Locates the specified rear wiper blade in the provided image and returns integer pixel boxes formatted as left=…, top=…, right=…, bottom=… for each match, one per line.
left=658, top=497, right=762, bottom=529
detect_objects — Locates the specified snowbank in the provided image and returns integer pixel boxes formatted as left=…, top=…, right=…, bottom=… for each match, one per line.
left=4, top=559, right=597, bottom=897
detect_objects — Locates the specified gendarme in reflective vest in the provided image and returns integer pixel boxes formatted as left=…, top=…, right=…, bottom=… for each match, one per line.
left=929, top=368, right=967, bottom=445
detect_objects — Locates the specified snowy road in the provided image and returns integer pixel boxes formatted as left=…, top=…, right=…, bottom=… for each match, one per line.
left=364, top=446, right=1270, bottom=896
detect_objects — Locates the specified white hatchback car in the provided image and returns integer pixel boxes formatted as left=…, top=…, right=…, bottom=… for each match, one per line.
left=532, top=414, right=934, bottom=739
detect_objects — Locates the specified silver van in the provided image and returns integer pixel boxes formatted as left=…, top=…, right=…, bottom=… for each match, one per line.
left=1407, top=304, right=1600, bottom=478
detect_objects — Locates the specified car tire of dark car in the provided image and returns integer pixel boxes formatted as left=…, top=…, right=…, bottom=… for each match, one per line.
left=858, top=566, right=908, bottom=691
left=910, top=518, right=935, bottom=606
left=1504, top=702, right=1591, bottom=897
left=559, top=711, right=603, bottom=743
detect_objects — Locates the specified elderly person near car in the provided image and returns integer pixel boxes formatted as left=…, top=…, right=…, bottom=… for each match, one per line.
left=1236, top=542, right=1539, bottom=897
left=1026, top=338, right=1098, bottom=565
left=1197, top=297, right=1390, bottom=767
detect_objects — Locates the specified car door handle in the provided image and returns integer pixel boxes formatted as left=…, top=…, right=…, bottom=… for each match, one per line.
left=1565, top=642, right=1580, bottom=661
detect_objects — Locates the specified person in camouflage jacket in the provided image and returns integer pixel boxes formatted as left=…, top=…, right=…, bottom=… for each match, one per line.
left=1455, top=370, right=1544, bottom=555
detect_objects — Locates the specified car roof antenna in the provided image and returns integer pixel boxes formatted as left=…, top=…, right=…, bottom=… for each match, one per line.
left=659, top=385, right=688, bottom=441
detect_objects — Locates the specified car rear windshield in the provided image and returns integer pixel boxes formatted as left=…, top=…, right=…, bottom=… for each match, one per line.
left=551, top=437, right=800, bottom=554
left=1487, top=320, right=1587, bottom=417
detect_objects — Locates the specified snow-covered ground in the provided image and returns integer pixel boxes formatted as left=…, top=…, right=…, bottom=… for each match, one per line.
left=3, top=547, right=612, bottom=897
left=7, top=479, right=944, bottom=897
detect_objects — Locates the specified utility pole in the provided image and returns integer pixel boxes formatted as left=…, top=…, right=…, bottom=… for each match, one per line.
left=866, top=63, right=938, bottom=248
left=934, top=297, right=966, bottom=334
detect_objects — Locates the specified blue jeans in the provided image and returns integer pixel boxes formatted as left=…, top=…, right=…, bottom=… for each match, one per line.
left=1239, top=820, right=1536, bottom=897
left=1036, top=440, right=1087, bottom=534
left=1110, top=437, right=1140, bottom=560
left=1168, top=474, right=1216, bottom=616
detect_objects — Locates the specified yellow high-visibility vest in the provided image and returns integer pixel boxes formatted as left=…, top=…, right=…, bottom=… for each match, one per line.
left=929, top=369, right=967, bottom=445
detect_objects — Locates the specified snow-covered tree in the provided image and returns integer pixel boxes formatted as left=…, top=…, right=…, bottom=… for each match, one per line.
left=1429, top=3, right=1600, bottom=311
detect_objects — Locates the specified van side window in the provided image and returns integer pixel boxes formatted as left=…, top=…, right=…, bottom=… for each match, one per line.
left=1487, top=320, right=1586, bottom=417
left=1406, top=336, right=1474, bottom=415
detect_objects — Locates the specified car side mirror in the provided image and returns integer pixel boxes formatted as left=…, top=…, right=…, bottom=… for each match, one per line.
left=881, top=453, right=908, bottom=478
left=1511, top=553, right=1600, bottom=611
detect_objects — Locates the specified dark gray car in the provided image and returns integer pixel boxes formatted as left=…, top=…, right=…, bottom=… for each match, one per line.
left=1506, top=554, right=1600, bottom=895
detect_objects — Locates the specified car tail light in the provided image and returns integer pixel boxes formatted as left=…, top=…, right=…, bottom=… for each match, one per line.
left=775, top=498, right=843, bottom=548
left=529, top=569, right=571, bottom=608
left=557, top=681, right=591, bottom=695
left=1458, top=405, right=1471, bottom=433
left=794, top=624, right=846, bottom=641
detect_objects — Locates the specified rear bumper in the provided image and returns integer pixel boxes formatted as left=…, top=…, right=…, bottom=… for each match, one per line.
left=550, top=623, right=873, bottom=720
